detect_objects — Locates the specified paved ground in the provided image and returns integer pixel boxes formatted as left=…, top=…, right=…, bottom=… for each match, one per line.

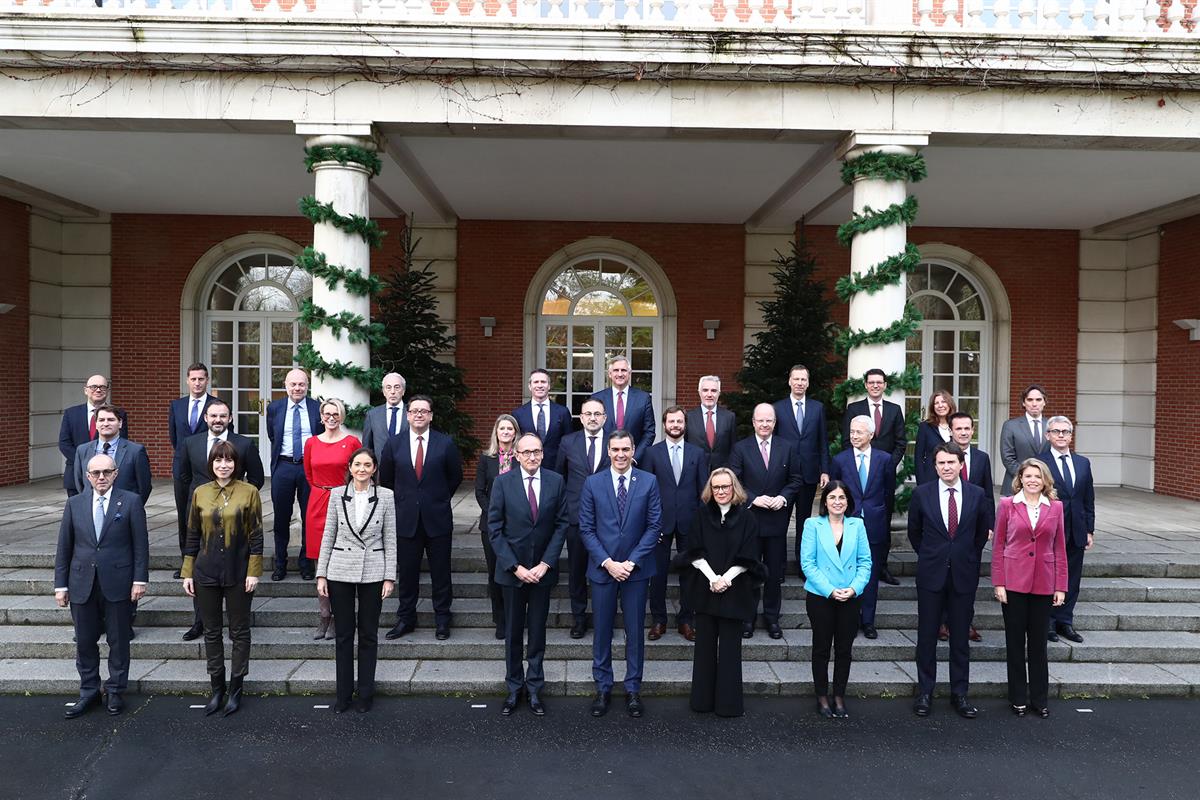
left=3, top=695, right=1194, bottom=799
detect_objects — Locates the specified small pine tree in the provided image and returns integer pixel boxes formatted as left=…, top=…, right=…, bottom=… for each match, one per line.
left=371, top=222, right=481, bottom=463
left=728, top=232, right=843, bottom=441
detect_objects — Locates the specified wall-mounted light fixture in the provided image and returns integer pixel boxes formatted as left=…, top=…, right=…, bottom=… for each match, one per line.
left=0, top=303, right=14, bottom=314
left=480, top=316, right=497, bottom=338
left=703, top=320, right=720, bottom=341
left=1174, top=319, right=1200, bottom=341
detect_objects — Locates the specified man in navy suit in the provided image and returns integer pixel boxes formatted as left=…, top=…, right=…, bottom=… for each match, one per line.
left=729, top=403, right=803, bottom=639
left=378, top=395, right=464, bottom=640
left=772, top=364, right=830, bottom=548
left=554, top=398, right=610, bottom=638
left=828, top=414, right=896, bottom=639
left=579, top=430, right=662, bottom=718
left=685, top=375, right=736, bottom=472
left=908, top=443, right=993, bottom=719
left=590, top=355, right=656, bottom=465
left=939, top=411, right=994, bottom=643
left=513, top=367, right=573, bottom=473
left=488, top=432, right=569, bottom=717
left=1039, top=416, right=1095, bottom=644
left=58, top=374, right=129, bottom=496
left=641, top=406, right=707, bottom=642
left=168, top=363, right=222, bottom=578
left=71, top=405, right=152, bottom=503
left=265, top=368, right=324, bottom=581
left=54, top=453, right=149, bottom=718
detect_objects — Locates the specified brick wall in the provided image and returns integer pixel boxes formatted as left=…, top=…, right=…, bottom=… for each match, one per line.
left=0, top=199, right=30, bottom=486
left=1155, top=214, right=1200, bottom=500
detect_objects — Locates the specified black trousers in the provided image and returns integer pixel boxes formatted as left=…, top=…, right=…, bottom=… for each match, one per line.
left=328, top=580, right=384, bottom=704
left=501, top=582, right=553, bottom=694
left=649, top=527, right=692, bottom=626
left=1002, top=591, right=1052, bottom=707
left=792, top=483, right=819, bottom=579
left=859, top=541, right=887, bottom=627
left=1050, top=541, right=1086, bottom=627
left=755, top=535, right=786, bottom=625
left=195, top=583, right=253, bottom=680
left=564, top=524, right=591, bottom=622
left=915, top=571, right=975, bottom=697
left=479, top=526, right=504, bottom=627
left=690, top=613, right=744, bottom=717
left=270, top=460, right=312, bottom=571
left=72, top=584, right=132, bottom=697
left=395, top=523, right=452, bottom=627
left=806, top=593, right=861, bottom=697
left=174, top=475, right=191, bottom=557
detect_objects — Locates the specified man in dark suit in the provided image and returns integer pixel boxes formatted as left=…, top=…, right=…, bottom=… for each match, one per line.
left=841, top=368, right=905, bottom=584
left=488, top=432, right=569, bottom=717
left=999, top=383, right=1049, bottom=496
left=54, top=453, right=149, bottom=718
left=378, top=395, right=464, bottom=640
left=772, top=364, right=830, bottom=545
left=579, top=430, right=662, bottom=718
left=828, top=414, right=896, bottom=639
left=590, top=355, right=656, bottom=464
left=71, top=405, right=152, bottom=503
left=939, top=411, right=994, bottom=643
left=168, top=362, right=223, bottom=578
left=641, top=406, right=707, bottom=642
left=1039, top=416, right=1095, bottom=644
left=513, top=367, right=573, bottom=473
left=58, top=374, right=129, bottom=496
left=729, top=403, right=802, bottom=639
left=361, top=371, right=407, bottom=455
left=908, top=443, right=993, bottom=719
left=265, top=368, right=323, bottom=581
left=685, top=375, right=735, bottom=472
left=554, top=398, right=610, bottom=639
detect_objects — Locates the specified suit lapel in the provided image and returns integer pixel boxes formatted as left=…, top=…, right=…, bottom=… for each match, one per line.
left=817, top=521, right=841, bottom=566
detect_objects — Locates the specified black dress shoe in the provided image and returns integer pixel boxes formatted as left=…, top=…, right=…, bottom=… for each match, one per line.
left=494, top=624, right=505, bottom=640
left=1047, top=629, right=1060, bottom=642
left=435, top=625, right=450, bottom=640
left=913, top=693, right=932, bottom=717
left=129, top=628, right=136, bottom=640
left=590, top=691, right=611, bottom=717
left=950, top=694, right=978, bottom=719
left=861, top=624, right=878, bottom=640
left=742, top=623, right=754, bottom=639
left=767, top=622, right=783, bottom=639
left=106, top=694, right=124, bottom=716
left=65, top=692, right=101, bottom=719
left=173, top=569, right=182, bottom=580
left=501, top=691, right=521, bottom=716
left=333, top=699, right=353, bottom=714
left=182, top=623, right=204, bottom=641
left=355, top=696, right=373, bottom=713
left=1057, top=624, right=1084, bottom=644
left=385, top=621, right=414, bottom=640
left=625, top=692, right=644, bottom=718
left=1011, top=704, right=1027, bottom=717
left=880, top=570, right=900, bottom=586
left=1033, top=705, right=1050, bottom=718
left=528, top=693, right=545, bottom=716
left=299, top=567, right=315, bottom=581
left=271, top=567, right=286, bottom=582
left=570, top=619, right=588, bottom=639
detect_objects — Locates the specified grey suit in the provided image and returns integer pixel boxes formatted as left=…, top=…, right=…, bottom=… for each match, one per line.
left=361, top=403, right=407, bottom=455
left=72, top=438, right=153, bottom=503
left=316, top=485, right=398, bottom=584
left=998, top=415, right=1047, bottom=496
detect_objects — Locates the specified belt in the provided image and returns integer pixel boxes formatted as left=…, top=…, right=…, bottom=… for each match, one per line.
left=282, top=457, right=304, bottom=464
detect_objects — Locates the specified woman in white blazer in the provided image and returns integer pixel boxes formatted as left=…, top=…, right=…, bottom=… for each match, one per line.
left=316, top=447, right=397, bottom=713
left=800, top=480, right=872, bottom=719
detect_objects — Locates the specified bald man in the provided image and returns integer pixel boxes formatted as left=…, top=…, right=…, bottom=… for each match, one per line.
left=58, top=374, right=129, bottom=496
left=265, top=369, right=324, bottom=581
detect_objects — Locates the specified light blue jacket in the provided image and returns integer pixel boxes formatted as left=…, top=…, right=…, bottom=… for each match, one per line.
left=800, top=515, right=872, bottom=598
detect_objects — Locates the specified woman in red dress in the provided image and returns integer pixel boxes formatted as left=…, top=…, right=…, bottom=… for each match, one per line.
left=304, top=398, right=361, bottom=639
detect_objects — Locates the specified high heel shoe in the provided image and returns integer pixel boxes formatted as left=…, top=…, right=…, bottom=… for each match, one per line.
left=816, top=697, right=833, bottom=719
left=314, top=616, right=331, bottom=640
left=223, top=676, right=243, bottom=717
left=1011, top=704, right=1027, bottom=717
left=832, top=697, right=849, bottom=719
left=204, top=673, right=226, bottom=717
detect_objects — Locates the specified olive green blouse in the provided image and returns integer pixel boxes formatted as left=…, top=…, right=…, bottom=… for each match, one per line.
left=182, top=480, right=264, bottom=586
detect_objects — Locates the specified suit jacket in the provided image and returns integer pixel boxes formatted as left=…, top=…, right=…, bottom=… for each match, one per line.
left=176, top=431, right=265, bottom=503
left=71, top=438, right=152, bottom=503
left=913, top=421, right=950, bottom=486
left=58, top=403, right=130, bottom=491
left=361, top=402, right=407, bottom=455
left=578, top=468, right=662, bottom=583
left=474, top=453, right=504, bottom=536
left=554, top=430, right=610, bottom=524
left=265, top=397, right=324, bottom=470
left=906, top=480, right=993, bottom=594
left=999, top=415, right=1048, bottom=495
left=316, top=485, right=398, bottom=584
left=841, top=398, right=906, bottom=465
left=991, top=496, right=1068, bottom=596
left=963, top=446, right=996, bottom=510
left=378, top=429, right=464, bottom=539
left=640, top=440, right=707, bottom=536
left=590, top=386, right=656, bottom=464
left=168, top=394, right=222, bottom=451
left=487, top=468, right=569, bottom=588
left=54, top=488, right=149, bottom=603
left=1038, top=450, right=1096, bottom=548
left=799, top=515, right=872, bottom=598
left=512, top=400, right=573, bottom=473
left=685, top=405, right=736, bottom=472
left=728, top=435, right=803, bottom=538
left=828, top=447, right=896, bottom=545
left=772, top=396, right=830, bottom=483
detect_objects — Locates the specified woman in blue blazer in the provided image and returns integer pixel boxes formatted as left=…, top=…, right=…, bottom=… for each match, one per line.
left=914, top=390, right=956, bottom=485
left=801, top=480, right=872, bottom=719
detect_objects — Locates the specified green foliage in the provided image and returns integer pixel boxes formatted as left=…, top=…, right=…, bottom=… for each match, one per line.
left=298, top=196, right=386, bottom=248
left=835, top=243, right=922, bottom=302
left=304, top=144, right=383, bottom=177
left=296, top=247, right=383, bottom=295
left=834, top=303, right=924, bottom=356
left=836, top=196, right=920, bottom=247
left=840, top=151, right=928, bottom=185
left=299, top=301, right=388, bottom=348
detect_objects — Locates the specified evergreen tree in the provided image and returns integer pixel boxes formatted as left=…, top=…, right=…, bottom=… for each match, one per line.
left=371, top=222, right=481, bottom=462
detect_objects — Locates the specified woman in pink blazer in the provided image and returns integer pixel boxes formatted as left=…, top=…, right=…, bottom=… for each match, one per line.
left=992, top=458, right=1068, bottom=718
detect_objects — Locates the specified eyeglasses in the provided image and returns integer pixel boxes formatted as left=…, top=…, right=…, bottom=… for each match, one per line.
left=86, top=384, right=108, bottom=391
left=87, top=469, right=116, bottom=478
left=1047, top=429, right=1073, bottom=436
left=580, top=411, right=605, bottom=418
left=407, top=409, right=431, bottom=416
left=711, top=484, right=734, bottom=492
left=321, top=412, right=341, bottom=419
left=517, top=449, right=543, bottom=457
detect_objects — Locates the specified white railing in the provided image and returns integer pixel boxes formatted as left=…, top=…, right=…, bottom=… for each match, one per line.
left=0, top=0, right=1194, bottom=35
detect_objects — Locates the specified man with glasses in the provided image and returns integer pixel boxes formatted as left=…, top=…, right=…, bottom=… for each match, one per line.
left=58, top=375, right=129, bottom=496
left=362, top=372, right=408, bottom=454
left=71, top=405, right=152, bottom=505
left=1000, top=384, right=1050, bottom=497
left=1038, top=417, right=1094, bottom=644
left=487, top=433, right=569, bottom=717
left=378, top=395, right=463, bottom=640
left=265, top=368, right=324, bottom=581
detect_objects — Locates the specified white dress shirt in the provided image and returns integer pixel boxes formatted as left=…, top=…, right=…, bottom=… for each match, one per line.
left=939, top=478, right=964, bottom=530
left=1012, top=492, right=1051, bottom=529
left=1051, top=447, right=1076, bottom=485
left=408, top=428, right=428, bottom=468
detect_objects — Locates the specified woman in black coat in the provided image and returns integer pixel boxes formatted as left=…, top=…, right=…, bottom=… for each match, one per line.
left=474, top=414, right=519, bottom=639
left=675, top=467, right=763, bottom=718
left=914, top=390, right=956, bottom=485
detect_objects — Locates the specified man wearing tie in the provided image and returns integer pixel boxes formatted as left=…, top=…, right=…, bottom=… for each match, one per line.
left=999, top=383, right=1049, bottom=497
left=908, top=443, right=993, bottom=719
left=54, top=454, right=149, bottom=718
left=488, top=433, right=569, bottom=717
left=58, top=374, right=129, bottom=496
left=590, top=355, right=656, bottom=465
left=579, top=430, right=662, bottom=718
left=685, top=375, right=735, bottom=472
left=641, top=406, right=707, bottom=642
left=939, top=411, right=994, bottom=643
left=361, top=372, right=408, bottom=455
left=265, top=368, right=324, bottom=581
left=168, top=363, right=222, bottom=578
left=554, top=399, right=610, bottom=638
left=1039, top=416, right=1094, bottom=644
left=772, top=364, right=830, bottom=550
left=71, top=405, right=152, bottom=504
left=513, top=368, right=573, bottom=473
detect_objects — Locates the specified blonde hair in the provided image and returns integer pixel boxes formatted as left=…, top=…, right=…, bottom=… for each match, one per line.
left=320, top=397, right=346, bottom=420
left=486, top=414, right=520, bottom=457
left=701, top=467, right=748, bottom=506
left=1011, top=457, right=1058, bottom=501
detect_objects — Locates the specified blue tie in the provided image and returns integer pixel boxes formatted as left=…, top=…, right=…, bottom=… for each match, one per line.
left=1060, top=454, right=1074, bottom=493
left=388, top=406, right=398, bottom=437
left=617, top=475, right=628, bottom=521
left=536, top=404, right=547, bottom=439
left=795, top=400, right=804, bottom=433
left=189, top=398, right=201, bottom=433
left=858, top=453, right=868, bottom=492
left=291, top=404, right=302, bottom=460
left=94, top=495, right=106, bottom=542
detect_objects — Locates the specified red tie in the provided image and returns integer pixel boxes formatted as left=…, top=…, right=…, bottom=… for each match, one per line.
left=873, top=403, right=883, bottom=437
left=947, top=487, right=958, bottom=539
left=616, top=391, right=625, bottom=429
left=960, top=458, right=968, bottom=483
left=527, top=475, right=539, bottom=523
left=89, top=409, right=97, bottom=440
left=414, top=436, right=424, bottom=481
left=705, top=410, right=716, bottom=449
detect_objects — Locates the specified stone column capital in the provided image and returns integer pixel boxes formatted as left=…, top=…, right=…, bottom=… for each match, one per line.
left=836, top=131, right=930, bottom=162
left=295, top=121, right=377, bottom=151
